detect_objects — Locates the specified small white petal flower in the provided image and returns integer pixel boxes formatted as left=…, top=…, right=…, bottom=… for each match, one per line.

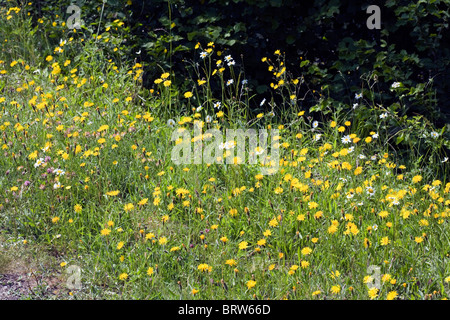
left=167, top=119, right=176, bottom=127
left=430, top=131, right=439, bottom=138
left=260, top=98, right=266, bottom=107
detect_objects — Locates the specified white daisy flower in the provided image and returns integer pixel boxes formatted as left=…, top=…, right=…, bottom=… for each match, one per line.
left=366, top=186, right=375, bottom=196
left=355, top=93, right=363, bottom=99
left=430, top=131, right=439, bottom=139
left=255, top=146, right=265, bottom=155
left=213, top=101, right=221, bottom=109
left=380, top=112, right=388, bottom=119
left=167, top=119, right=176, bottom=127
left=53, top=169, right=65, bottom=176
left=34, top=158, right=44, bottom=168
left=200, top=51, right=207, bottom=59
left=341, top=135, right=351, bottom=144
left=226, top=79, right=234, bottom=86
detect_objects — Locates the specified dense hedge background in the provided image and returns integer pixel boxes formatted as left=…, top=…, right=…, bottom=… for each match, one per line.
left=32, top=1, right=449, bottom=116
left=127, top=0, right=449, bottom=122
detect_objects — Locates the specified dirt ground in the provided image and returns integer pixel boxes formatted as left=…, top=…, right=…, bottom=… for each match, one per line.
left=0, top=238, right=65, bottom=300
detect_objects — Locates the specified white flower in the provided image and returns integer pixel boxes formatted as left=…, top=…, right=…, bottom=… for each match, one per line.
left=226, top=79, right=234, bottom=86
left=355, top=93, right=363, bottom=99
left=312, top=121, right=319, bottom=128
left=341, top=135, right=351, bottom=144
left=213, top=101, right=221, bottom=109
left=260, top=98, right=266, bottom=106
left=53, top=181, right=61, bottom=189
left=241, top=79, right=248, bottom=85
left=353, top=103, right=358, bottom=109
left=205, top=115, right=212, bottom=123
left=34, top=158, right=44, bottom=168
left=255, top=147, right=265, bottom=155
left=391, top=82, right=401, bottom=88
left=366, top=186, right=375, bottom=196
left=219, top=141, right=235, bottom=150
left=53, top=169, right=65, bottom=176
left=442, top=157, right=448, bottom=163
left=167, top=119, right=176, bottom=127
left=430, top=131, right=439, bottom=139
left=372, top=133, right=379, bottom=139
left=348, top=146, right=355, bottom=153
left=372, top=224, right=378, bottom=231
left=313, top=134, right=321, bottom=141
left=196, top=105, right=203, bottom=112
left=200, top=51, right=207, bottom=59
left=358, top=154, right=366, bottom=159
left=227, top=60, right=235, bottom=67
left=380, top=112, right=388, bottom=119
left=371, top=155, right=377, bottom=160
left=224, top=55, right=233, bottom=62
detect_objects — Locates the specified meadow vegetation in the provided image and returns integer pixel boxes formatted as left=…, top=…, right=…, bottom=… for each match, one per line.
left=0, top=1, right=449, bottom=300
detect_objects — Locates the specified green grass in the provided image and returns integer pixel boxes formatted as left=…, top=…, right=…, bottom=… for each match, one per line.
left=0, top=2, right=449, bottom=300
